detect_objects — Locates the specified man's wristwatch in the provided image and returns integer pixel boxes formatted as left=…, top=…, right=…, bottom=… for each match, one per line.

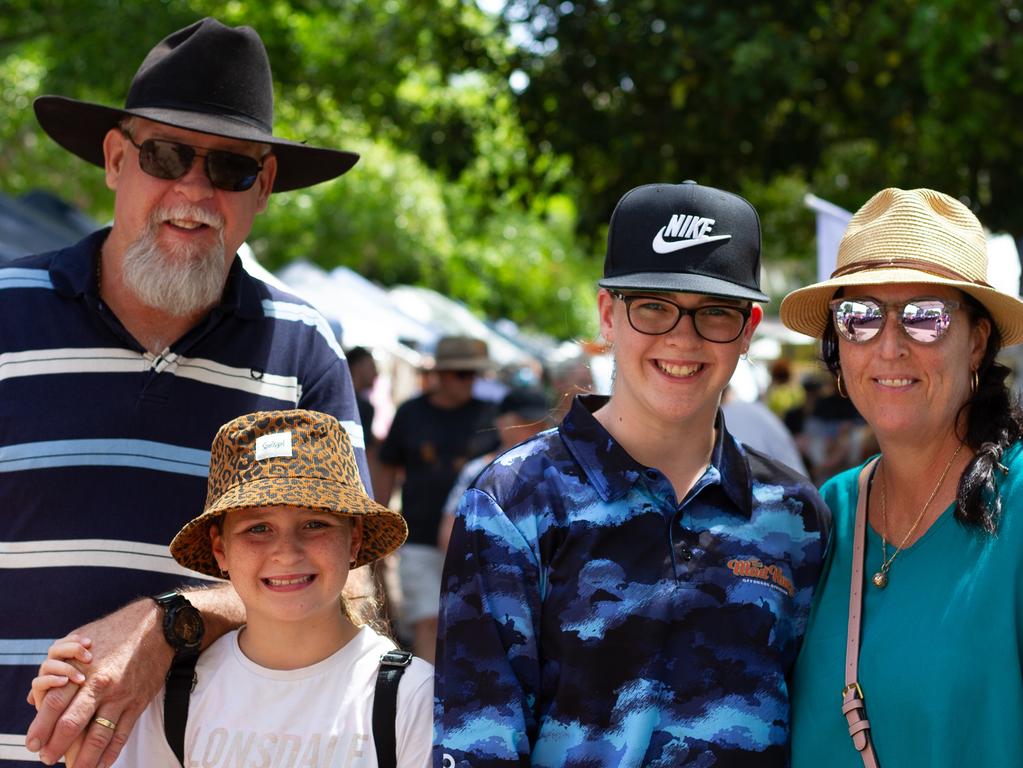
left=152, top=591, right=204, bottom=658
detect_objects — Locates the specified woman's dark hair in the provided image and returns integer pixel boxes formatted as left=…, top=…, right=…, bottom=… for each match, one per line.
left=821, top=292, right=1023, bottom=533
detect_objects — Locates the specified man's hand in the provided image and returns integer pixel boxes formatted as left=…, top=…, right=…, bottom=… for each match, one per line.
left=25, top=585, right=244, bottom=768
left=25, top=599, right=168, bottom=767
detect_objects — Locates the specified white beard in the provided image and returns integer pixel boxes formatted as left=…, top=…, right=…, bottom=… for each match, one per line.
left=121, top=206, right=227, bottom=316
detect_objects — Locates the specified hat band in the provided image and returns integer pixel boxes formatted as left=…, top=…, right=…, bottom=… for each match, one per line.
left=831, top=258, right=990, bottom=287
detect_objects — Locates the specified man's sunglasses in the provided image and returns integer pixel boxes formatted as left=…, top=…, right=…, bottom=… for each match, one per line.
left=121, top=129, right=269, bottom=192
left=829, top=296, right=962, bottom=344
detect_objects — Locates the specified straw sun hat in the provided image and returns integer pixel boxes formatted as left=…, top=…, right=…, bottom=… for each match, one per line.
left=780, top=187, right=1023, bottom=346
left=170, top=410, right=407, bottom=578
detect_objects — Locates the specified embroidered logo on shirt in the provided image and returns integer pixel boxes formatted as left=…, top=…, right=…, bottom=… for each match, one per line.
left=727, top=557, right=794, bottom=597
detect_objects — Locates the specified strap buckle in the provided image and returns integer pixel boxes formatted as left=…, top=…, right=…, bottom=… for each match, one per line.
left=379, top=649, right=413, bottom=668
left=841, top=681, right=864, bottom=701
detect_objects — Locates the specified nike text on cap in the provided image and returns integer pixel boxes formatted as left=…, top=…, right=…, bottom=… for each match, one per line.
left=598, top=180, right=769, bottom=302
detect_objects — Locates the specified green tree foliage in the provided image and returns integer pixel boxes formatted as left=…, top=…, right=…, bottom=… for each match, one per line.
left=0, top=0, right=598, bottom=338
left=7, top=1, right=1021, bottom=327
left=491, top=0, right=1023, bottom=298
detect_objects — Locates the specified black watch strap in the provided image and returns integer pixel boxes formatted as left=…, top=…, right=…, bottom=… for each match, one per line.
left=152, top=591, right=204, bottom=658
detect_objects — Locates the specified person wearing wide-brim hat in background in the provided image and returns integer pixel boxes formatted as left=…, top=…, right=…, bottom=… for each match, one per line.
left=781, top=188, right=1023, bottom=768
left=29, top=410, right=433, bottom=768
left=375, top=335, right=500, bottom=664
left=9, top=17, right=373, bottom=768
left=435, top=182, right=832, bottom=766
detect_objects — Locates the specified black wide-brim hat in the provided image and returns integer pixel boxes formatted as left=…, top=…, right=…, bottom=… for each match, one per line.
left=33, top=17, right=358, bottom=193
left=599, top=181, right=769, bottom=302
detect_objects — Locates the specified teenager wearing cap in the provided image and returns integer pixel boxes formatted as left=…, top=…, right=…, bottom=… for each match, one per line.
left=435, top=181, right=832, bottom=767
left=376, top=336, right=499, bottom=663
left=3, top=19, right=370, bottom=768
left=780, top=188, right=1023, bottom=767
left=29, top=410, right=432, bottom=767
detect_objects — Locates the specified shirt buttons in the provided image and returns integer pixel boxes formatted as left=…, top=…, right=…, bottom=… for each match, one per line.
left=645, top=469, right=658, bottom=480
left=679, top=546, right=693, bottom=561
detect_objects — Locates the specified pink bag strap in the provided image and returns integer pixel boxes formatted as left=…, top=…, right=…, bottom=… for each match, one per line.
left=842, top=457, right=881, bottom=768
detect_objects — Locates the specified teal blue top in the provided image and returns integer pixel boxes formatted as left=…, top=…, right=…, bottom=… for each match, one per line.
left=791, top=442, right=1023, bottom=768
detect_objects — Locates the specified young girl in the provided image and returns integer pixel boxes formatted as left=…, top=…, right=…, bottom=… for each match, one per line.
left=31, top=409, right=432, bottom=767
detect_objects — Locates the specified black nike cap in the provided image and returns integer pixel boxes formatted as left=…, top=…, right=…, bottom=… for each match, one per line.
left=598, top=181, right=769, bottom=302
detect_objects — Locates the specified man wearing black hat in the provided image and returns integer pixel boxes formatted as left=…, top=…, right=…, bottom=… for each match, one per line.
left=436, top=182, right=832, bottom=767
left=1, top=18, right=368, bottom=768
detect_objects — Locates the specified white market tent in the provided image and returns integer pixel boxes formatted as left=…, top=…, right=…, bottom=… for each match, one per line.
left=388, top=284, right=541, bottom=370
left=276, top=261, right=437, bottom=364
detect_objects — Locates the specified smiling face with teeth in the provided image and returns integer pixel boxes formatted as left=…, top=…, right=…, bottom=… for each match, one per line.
left=101, top=118, right=277, bottom=316
left=835, top=283, right=990, bottom=444
left=597, top=288, right=761, bottom=436
left=210, top=505, right=362, bottom=653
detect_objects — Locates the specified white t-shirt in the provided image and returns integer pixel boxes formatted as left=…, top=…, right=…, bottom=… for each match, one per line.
left=113, top=626, right=433, bottom=768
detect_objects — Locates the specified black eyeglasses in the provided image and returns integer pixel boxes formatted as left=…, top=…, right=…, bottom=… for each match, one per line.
left=610, top=290, right=751, bottom=343
left=829, top=296, right=962, bottom=344
left=120, top=129, right=269, bottom=192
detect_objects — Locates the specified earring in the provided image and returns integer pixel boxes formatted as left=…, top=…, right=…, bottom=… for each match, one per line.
left=836, top=372, right=849, bottom=399
left=219, top=568, right=229, bottom=579
left=971, top=369, right=980, bottom=395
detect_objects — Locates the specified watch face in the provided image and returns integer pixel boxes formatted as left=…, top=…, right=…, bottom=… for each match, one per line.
left=172, top=607, right=204, bottom=647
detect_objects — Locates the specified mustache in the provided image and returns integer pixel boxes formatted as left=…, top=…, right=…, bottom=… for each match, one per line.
left=151, top=204, right=225, bottom=230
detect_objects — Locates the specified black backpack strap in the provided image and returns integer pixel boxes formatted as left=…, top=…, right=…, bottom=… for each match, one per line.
left=373, top=649, right=414, bottom=768
left=163, top=654, right=199, bottom=766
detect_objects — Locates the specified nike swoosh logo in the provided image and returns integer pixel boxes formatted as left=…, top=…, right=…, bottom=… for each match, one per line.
left=651, top=229, right=732, bottom=254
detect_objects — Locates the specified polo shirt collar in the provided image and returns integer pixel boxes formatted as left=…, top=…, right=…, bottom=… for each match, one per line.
left=223, top=255, right=264, bottom=319
left=48, top=228, right=261, bottom=319
left=715, top=408, right=754, bottom=516
left=560, top=394, right=753, bottom=516
left=49, top=228, right=109, bottom=299
left=559, top=395, right=644, bottom=501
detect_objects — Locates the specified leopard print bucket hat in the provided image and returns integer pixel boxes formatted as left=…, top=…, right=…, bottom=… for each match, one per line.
left=170, top=409, right=407, bottom=577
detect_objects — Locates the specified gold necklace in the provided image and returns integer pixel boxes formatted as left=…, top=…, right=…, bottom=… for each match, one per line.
left=872, top=442, right=963, bottom=589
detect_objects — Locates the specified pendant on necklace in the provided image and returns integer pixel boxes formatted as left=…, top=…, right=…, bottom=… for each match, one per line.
left=872, top=571, right=888, bottom=589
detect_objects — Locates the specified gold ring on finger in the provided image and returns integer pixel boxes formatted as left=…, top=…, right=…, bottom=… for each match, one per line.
left=93, top=716, right=117, bottom=731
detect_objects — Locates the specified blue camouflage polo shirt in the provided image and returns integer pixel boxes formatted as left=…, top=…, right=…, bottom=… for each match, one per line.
left=436, top=395, right=831, bottom=767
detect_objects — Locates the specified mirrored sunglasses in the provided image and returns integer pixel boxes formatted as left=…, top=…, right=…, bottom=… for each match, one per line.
left=121, top=130, right=268, bottom=192
left=829, top=296, right=961, bottom=344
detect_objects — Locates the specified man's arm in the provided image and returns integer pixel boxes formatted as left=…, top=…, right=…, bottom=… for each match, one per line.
left=26, top=584, right=244, bottom=768
left=374, top=461, right=400, bottom=507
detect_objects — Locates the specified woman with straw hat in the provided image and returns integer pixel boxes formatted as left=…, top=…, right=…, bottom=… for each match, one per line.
left=780, top=188, right=1023, bottom=767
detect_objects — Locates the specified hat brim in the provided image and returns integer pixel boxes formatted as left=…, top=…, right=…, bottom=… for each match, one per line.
left=780, top=267, right=1023, bottom=346
left=34, top=96, right=359, bottom=193
left=169, top=476, right=407, bottom=578
left=598, top=272, right=769, bottom=303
